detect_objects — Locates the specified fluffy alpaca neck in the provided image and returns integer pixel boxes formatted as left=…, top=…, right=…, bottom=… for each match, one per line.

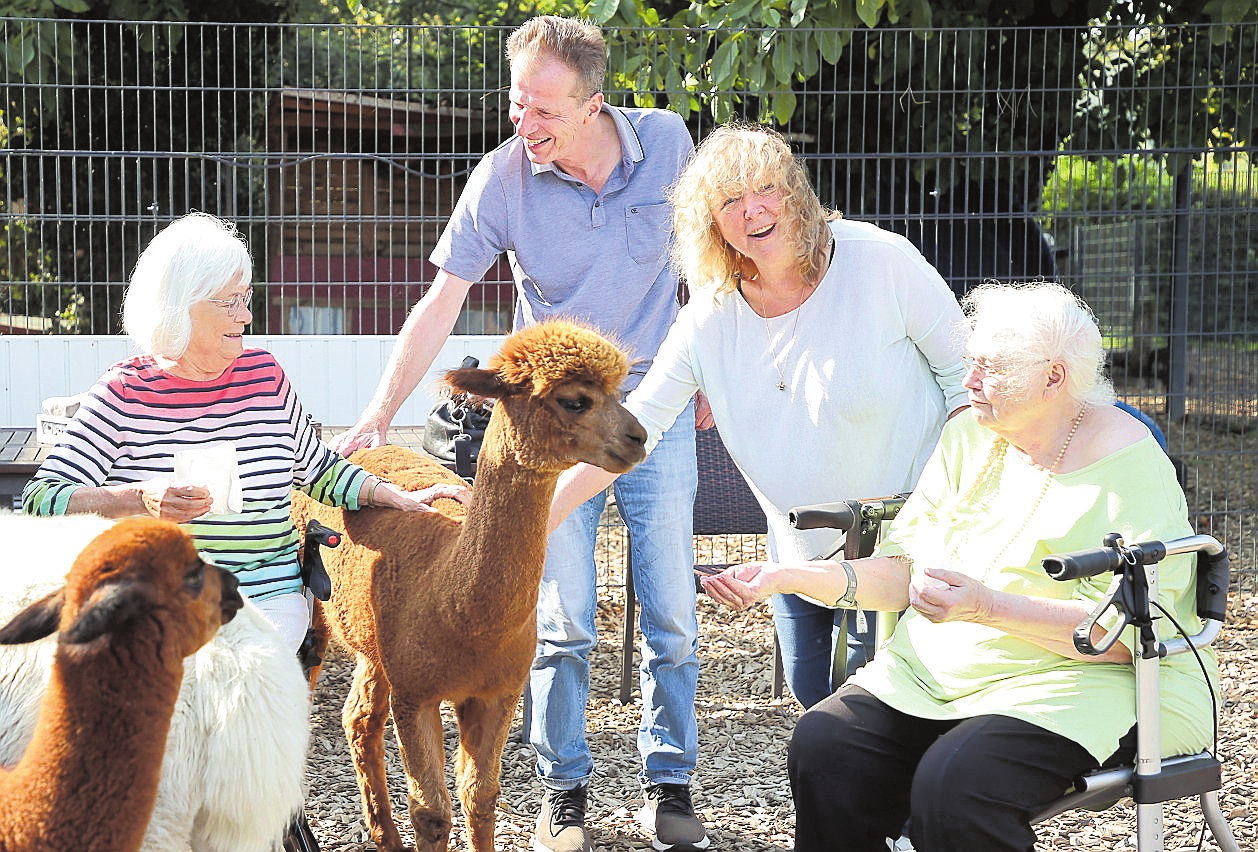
left=0, top=636, right=182, bottom=848
left=451, top=437, right=560, bottom=631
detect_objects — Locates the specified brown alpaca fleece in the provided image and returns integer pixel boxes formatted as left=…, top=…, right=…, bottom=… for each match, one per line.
left=292, top=320, right=647, bottom=852
left=0, top=518, right=241, bottom=852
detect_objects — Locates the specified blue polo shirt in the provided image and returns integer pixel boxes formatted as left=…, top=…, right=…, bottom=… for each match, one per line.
left=430, top=104, right=694, bottom=391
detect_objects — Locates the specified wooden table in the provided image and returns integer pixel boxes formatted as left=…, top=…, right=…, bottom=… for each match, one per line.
left=0, top=428, right=47, bottom=510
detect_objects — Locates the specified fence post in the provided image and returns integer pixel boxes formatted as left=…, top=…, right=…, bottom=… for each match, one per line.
left=1168, top=165, right=1193, bottom=422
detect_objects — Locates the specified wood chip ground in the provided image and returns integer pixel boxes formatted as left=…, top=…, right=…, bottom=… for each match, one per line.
left=302, top=550, right=1256, bottom=851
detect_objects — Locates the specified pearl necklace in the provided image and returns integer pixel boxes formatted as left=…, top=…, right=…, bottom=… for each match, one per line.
left=951, top=403, right=1088, bottom=573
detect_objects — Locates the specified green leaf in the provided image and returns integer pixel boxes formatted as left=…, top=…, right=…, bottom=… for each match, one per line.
left=746, top=52, right=766, bottom=91
left=772, top=90, right=797, bottom=124
left=856, top=0, right=883, bottom=28
left=796, top=30, right=817, bottom=78
left=668, top=88, right=692, bottom=119
left=721, top=0, right=765, bottom=24
left=51, top=0, right=91, bottom=11
left=790, top=0, right=808, bottom=26
left=818, top=30, right=844, bottom=65
left=586, top=0, right=621, bottom=24
left=771, top=38, right=795, bottom=85
left=711, top=37, right=739, bottom=88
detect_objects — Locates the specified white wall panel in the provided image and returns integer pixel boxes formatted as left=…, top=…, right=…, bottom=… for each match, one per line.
left=0, top=335, right=506, bottom=427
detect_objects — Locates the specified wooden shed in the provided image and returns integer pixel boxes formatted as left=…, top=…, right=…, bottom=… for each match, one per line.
left=265, top=88, right=513, bottom=335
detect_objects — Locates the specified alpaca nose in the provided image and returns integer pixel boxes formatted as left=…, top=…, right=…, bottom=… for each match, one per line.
left=625, top=418, right=647, bottom=447
left=215, top=567, right=244, bottom=622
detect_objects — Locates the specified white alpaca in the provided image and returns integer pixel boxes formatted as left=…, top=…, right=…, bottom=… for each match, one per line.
left=0, top=513, right=310, bottom=852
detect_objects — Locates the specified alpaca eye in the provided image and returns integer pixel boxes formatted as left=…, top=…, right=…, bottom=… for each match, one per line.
left=185, top=560, right=206, bottom=594
left=557, top=396, right=589, bottom=413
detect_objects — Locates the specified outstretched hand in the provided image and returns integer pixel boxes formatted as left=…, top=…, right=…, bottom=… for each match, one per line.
left=329, top=422, right=387, bottom=456
left=376, top=482, right=472, bottom=513
left=699, top=562, right=779, bottom=611
left=908, top=566, right=994, bottom=624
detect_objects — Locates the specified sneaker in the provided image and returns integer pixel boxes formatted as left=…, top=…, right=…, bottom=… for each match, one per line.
left=533, top=785, right=592, bottom=852
left=637, top=783, right=710, bottom=851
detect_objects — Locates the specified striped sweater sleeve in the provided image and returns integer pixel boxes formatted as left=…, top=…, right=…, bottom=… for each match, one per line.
left=286, top=373, right=370, bottom=508
left=22, top=371, right=131, bottom=515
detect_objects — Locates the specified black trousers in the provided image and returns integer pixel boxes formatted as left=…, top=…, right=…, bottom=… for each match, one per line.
left=788, top=685, right=1135, bottom=852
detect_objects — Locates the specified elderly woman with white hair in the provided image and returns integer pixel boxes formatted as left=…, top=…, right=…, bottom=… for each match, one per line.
left=701, top=280, right=1218, bottom=852
left=23, top=212, right=467, bottom=651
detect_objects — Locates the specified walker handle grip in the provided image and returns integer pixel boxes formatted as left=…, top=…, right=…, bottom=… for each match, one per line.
left=789, top=502, right=857, bottom=532
left=1043, top=548, right=1127, bottom=581
left=1043, top=538, right=1168, bottom=581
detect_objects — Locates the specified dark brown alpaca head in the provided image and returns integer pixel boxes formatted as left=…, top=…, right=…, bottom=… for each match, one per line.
left=443, top=319, right=648, bottom=474
left=0, top=517, right=243, bottom=656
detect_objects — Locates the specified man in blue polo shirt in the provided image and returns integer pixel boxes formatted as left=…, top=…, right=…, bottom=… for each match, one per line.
left=330, top=16, right=706, bottom=852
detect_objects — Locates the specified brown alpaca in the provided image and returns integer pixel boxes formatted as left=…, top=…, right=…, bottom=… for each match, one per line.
left=292, top=320, right=647, bottom=852
left=0, top=517, right=243, bottom=852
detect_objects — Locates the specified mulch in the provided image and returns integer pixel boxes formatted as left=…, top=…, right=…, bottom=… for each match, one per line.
left=302, top=564, right=1256, bottom=851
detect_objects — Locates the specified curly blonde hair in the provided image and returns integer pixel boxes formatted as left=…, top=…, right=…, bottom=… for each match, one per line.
left=668, top=124, right=837, bottom=294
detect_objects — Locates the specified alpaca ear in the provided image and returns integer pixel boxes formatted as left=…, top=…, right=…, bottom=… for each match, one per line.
left=445, top=367, right=522, bottom=400
left=63, top=581, right=156, bottom=645
left=0, top=589, right=66, bottom=645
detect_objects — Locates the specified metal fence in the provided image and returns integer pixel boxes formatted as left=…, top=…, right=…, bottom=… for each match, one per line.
left=2, top=19, right=1256, bottom=564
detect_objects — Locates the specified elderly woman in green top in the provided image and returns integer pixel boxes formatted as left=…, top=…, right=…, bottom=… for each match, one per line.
left=701, top=280, right=1217, bottom=852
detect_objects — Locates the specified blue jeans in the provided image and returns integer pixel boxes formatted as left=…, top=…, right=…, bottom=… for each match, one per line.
left=773, top=592, right=878, bottom=710
left=528, top=404, right=699, bottom=790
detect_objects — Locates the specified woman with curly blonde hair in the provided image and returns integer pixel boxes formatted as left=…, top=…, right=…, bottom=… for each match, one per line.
left=550, top=123, right=968, bottom=708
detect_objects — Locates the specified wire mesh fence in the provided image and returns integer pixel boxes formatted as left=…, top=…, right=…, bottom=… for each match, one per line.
left=2, top=18, right=1255, bottom=563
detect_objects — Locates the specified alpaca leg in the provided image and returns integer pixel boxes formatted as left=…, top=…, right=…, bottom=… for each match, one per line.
left=343, top=655, right=406, bottom=852
left=390, top=698, right=453, bottom=852
left=454, top=692, right=520, bottom=852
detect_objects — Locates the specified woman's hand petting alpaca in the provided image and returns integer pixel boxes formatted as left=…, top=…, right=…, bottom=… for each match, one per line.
left=700, top=562, right=780, bottom=611
left=374, top=482, right=472, bottom=512
left=908, top=566, right=994, bottom=624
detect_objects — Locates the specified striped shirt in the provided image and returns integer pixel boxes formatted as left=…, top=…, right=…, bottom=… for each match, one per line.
left=22, top=349, right=369, bottom=601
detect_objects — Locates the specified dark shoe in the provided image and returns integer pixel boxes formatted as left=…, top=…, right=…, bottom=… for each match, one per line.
left=533, top=785, right=592, bottom=852
left=637, top=783, right=710, bottom=851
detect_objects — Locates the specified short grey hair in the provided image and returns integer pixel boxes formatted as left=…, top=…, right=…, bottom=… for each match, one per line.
left=961, top=280, right=1116, bottom=407
left=122, top=212, right=252, bottom=358
left=506, top=16, right=606, bottom=99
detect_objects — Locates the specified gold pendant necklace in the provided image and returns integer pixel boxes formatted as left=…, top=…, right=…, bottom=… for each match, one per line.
left=757, top=291, right=804, bottom=392
left=738, top=235, right=832, bottom=392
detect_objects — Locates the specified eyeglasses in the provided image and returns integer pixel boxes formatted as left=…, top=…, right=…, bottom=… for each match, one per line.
left=206, top=287, right=253, bottom=314
left=960, top=355, right=1005, bottom=377
left=961, top=355, right=1051, bottom=378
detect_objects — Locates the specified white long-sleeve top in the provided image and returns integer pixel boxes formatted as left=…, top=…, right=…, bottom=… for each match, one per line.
left=627, top=219, right=969, bottom=564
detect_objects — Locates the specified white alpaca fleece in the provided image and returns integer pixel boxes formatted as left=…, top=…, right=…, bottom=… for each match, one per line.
left=0, top=513, right=310, bottom=852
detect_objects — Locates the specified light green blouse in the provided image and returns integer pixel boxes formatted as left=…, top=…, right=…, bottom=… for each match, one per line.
left=849, top=411, right=1219, bottom=762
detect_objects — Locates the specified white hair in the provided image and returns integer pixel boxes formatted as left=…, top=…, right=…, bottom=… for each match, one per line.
left=122, top=212, right=252, bottom=358
left=961, top=280, right=1116, bottom=407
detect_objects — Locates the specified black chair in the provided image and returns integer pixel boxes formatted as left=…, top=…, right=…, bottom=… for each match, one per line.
left=619, top=427, right=776, bottom=704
